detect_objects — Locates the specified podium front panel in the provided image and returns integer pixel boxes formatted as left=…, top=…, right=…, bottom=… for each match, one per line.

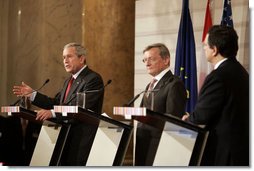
left=76, top=110, right=132, bottom=166
left=86, top=120, right=126, bottom=166
left=30, top=121, right=62, bottom=166
left=132, top=109, right=208, bottom=166
left=1, top=106, right=68, bottom=166
left=153, top=121, right=198, bottom=166
left=54, top=106, right=133, bottom=166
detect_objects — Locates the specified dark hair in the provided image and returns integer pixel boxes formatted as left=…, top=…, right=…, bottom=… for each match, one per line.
left=143, top=43, right=170, bottom=59
left=208, top=25, right=238, bottom=58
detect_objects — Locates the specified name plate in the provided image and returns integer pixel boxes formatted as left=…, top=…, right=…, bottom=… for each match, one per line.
left=113, top=107, right=146, bottom=119
left=1, top=106, right=20, bottom=116
left=54, top=105, right=78, bottom=116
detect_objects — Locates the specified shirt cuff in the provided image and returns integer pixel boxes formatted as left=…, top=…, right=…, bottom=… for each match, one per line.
left=30, top=91, right=37, bottom=101
left=51, top=109, right=56, bottom=118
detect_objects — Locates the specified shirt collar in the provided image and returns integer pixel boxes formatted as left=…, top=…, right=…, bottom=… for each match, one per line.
left=72, top=65, right=87, bottom=79
left=214, top=58, right=227, bottom=70
left=153, top=67, right=170, bottom=87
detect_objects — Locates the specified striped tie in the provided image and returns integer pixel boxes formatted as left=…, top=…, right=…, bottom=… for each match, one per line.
left=146, top=78, right=157, bottom=97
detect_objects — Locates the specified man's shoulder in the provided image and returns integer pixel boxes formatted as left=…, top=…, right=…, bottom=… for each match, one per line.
left=159, top=70, right=184, bottom=87
left=163, top=70, right=181, bottom=82
left=80, top=67, right=102, bottom=77
left=79, top=67, right=103, bottom=84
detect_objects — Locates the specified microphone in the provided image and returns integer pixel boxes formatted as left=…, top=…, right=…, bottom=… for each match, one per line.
left=11, top=79, right=50, bottom=106
left=124, top=89, right=159, bottom=107
left=63, top=79, right=112, bottom=105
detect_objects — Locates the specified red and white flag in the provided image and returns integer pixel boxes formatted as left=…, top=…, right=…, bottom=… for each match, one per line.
left=198, top=0, right=213, bottom=91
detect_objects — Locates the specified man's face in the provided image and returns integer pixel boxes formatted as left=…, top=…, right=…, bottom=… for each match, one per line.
left=143, top=47, right=169, bottom=77
left=63, top=47, right=85, bottom=74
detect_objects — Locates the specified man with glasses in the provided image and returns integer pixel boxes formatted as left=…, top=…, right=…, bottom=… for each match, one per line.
left=135, top=43, right=187, bottom=166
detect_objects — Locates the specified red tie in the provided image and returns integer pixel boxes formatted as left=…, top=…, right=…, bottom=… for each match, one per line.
left=64, top=77, right=74, bottom=102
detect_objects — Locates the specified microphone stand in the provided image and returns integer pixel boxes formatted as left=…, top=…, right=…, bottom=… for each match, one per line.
left=124, top=89, right=159, bottom=107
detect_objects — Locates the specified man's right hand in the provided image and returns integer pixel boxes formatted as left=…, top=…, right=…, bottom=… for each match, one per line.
left=13, top=82, right=33, bottom=98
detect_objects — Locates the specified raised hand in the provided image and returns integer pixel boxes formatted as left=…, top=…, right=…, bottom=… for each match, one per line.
left=13, top=82, right=33, bottom=98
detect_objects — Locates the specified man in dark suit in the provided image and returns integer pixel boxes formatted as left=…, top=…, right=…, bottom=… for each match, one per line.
left=182, top=25, right=249, bottom=166
left=13, top=42, right=104, bottom=165
left=135, top=43, right=187, bottom=165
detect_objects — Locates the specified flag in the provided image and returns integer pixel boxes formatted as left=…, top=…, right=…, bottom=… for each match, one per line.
left=221, top=0, right=234, bottom=27
left=174, top=0, right=197, bottom=113
left=198, top=0, right=213, bottom=91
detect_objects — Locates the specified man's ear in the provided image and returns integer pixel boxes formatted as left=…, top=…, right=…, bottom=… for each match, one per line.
left=212, top=46, right=219, bottom=56
left=80, top=55, right=86, bottom=64
left=164, top=56, right=170, bottom=66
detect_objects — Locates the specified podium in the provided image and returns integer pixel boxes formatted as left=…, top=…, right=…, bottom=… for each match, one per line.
left=53, top=106, right=133, bottom=166
left=113, top=107, right=208, bottom=166
left=1, top=106, right=133, bottom=166
left=1, top=106, right=65, bottom=166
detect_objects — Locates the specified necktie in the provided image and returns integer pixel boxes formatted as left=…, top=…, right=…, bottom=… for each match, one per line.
left=146, top=78, right=157, bottom=97
left=64, top=77, right=74, bottom=102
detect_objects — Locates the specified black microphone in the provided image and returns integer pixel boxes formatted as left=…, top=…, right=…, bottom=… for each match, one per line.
left=64, top=79, right=112, bottom=105
left=11, top=79, right=50, bottom=106
left=124, top=89, right=159, bottom=107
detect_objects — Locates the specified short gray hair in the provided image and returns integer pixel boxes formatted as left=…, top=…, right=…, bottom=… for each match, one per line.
left=143, top=43, right=170, bottom=59
left=63, top=42, right=87, bottom=56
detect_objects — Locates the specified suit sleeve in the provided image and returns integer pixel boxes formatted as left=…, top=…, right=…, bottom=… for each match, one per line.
left=166, top=79, right=187, bottom=118
left=32, top=91, right=61, bottom=109
left=78, top=73, right=104, bottom=114
left=190, top=73, right=225, bottom=125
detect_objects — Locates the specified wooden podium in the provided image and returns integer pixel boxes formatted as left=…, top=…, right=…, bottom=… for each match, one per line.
left=113, top=107, right=208, bottom=166
left=1, top=106, right=133, bottom=166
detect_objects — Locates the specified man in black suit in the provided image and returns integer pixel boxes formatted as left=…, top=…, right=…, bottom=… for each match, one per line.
left=13, top=42, right=104, bottom=165
left=182, top=25, right=249, bottom=166
left=135, top=43, right=187, bottom=165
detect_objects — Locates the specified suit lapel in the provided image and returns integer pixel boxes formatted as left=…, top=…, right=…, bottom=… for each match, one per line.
left=154, top=70, right=173, bottom=90
left=61, top=67, right=90, bottom=104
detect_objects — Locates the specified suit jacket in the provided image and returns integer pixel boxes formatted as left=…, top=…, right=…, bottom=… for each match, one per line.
left=141, top=70, right=187, bottom=118
left=32, top=67, right=104, bottom=165
left=33, top=67, right=104, bottom=113
left=190, top=58, right=249, bottom=166
left=135, top=70, right=187, bottom=166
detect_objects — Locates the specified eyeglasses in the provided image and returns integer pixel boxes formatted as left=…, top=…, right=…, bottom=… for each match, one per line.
left=142, top=57, right=157, bottom=63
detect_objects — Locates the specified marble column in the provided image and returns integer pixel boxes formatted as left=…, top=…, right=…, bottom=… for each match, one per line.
left=0, top=0, right=83, bottom=105
left=83, top=0, right=135, bottom=119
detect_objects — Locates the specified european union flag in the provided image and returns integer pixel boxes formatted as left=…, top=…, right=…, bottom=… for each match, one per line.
left=174, top=0, right=197, bottom=113
left=221, top=0, right=234, bottom=27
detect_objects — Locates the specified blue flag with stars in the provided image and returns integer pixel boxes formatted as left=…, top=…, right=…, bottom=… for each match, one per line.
left=174, top=0, right=197, bottom=113
left=221, top=0, right=234, bottom=27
